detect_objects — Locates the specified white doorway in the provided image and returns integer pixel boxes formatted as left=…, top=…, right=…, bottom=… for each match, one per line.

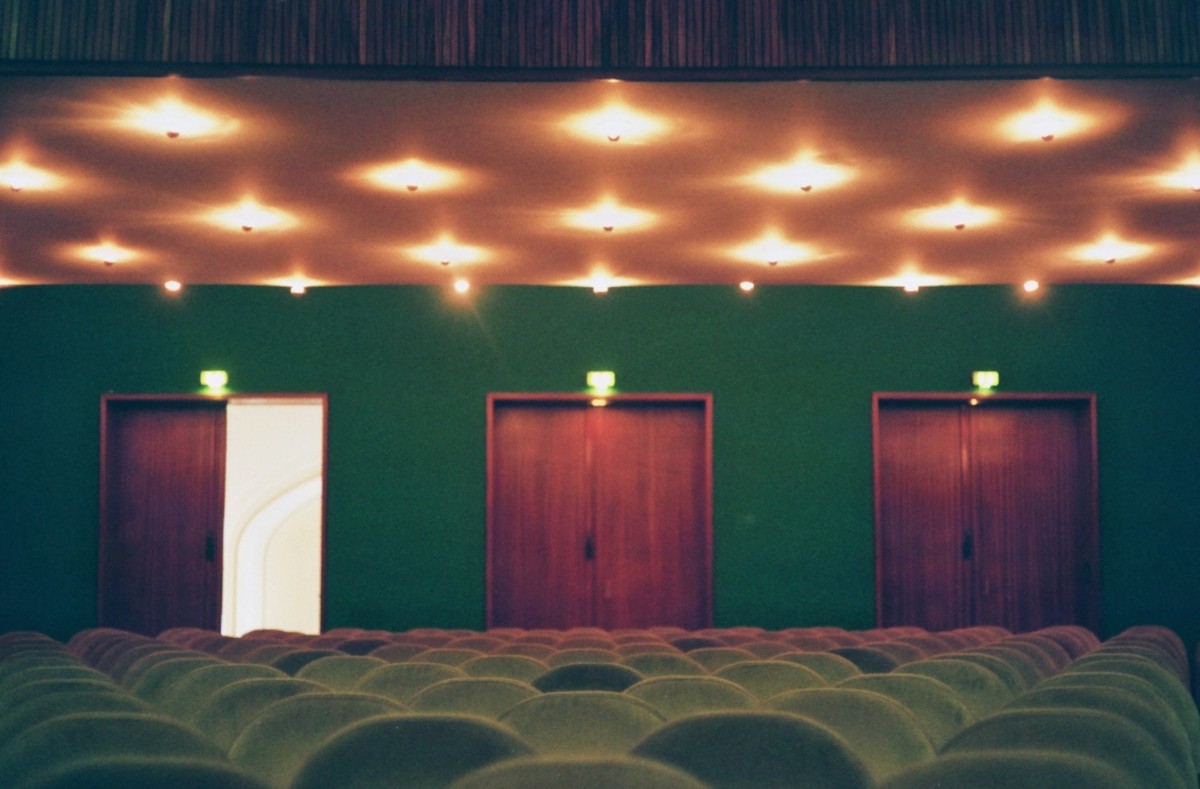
left=221, top=396, right=325, bottom=636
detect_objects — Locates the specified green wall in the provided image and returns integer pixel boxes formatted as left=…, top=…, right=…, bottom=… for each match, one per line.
left=2, top=284, right=1197, bottom=649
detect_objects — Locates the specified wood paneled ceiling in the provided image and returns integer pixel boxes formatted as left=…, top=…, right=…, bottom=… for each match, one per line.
left=2, top=74, right=1199, bottom=289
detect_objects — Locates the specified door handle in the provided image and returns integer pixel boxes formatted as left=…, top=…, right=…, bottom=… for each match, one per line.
left=583, top=534, right=595, bottom=561
left=961, top=531, right=973, bottom=560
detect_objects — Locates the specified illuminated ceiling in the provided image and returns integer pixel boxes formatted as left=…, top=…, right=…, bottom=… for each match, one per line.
left=2, top=75, right=1199, bottom=290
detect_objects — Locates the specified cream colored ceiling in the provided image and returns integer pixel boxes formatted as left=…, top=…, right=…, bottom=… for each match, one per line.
left=2, top=74, right=1199, bottom=290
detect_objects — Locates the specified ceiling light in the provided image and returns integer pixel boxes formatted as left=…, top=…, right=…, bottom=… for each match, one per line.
left=0, top=160, right=61, bottom=192
left=1157, top=155, right=1200, bottom=192
left=361, top=158, right=462, bottom=192
left=408, top=234, right=487, bottom=266
left=563, top=199, right=656, bottom=233
left=731, top=230, right=819, bottom=266
left=873, top=271, right=953, bottom=290
left=591, top=275, right=611, bottom=294
left=908, top=199, right=999, bottom=231
left=206, top=197, right=295, bottom=232
left=748, top=152, right=854, bottom=193
left=739, top=281, right=755, bottom=292
left=565, top=105, right=667, bottom=144
left=1073, top=233, right=1152, bottom=265
left=164, top=280, right=182, bottom=293
left=1002, top=99, right=1092, bottom=142
left=80, top=241, right=135, bottom=266
left=1023, top=279, right=1040, bottom=292
left=453, top=278, right=470, bottom=294
left=119, top=97, right=236, bottom=139
left=289, top=283, right=306, bottom=295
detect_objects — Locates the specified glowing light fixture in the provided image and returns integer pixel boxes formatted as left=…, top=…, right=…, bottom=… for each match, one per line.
left=563, top=198, right=656, bottom=233
left=747, top=152, right=854, bottom=193
left=587, top=370, right=616, bottom=393
left=972, top=370, right=1000, bottom=390
left=206, top=197, right=294, bottom=232
left=909, top=198, right=999, bottom=231
left=119, top=98, right=237, bottom=139
left=409, top=234, right=488, bottom=266
left=361, top=158, right=462, bottom=192
left=1073, top=233, right=1152, bottom=265
left=80, top=241, right=136, bottom=267
left=453, top=277, right=470, bottom=294
left=1002, top=99, right=1092, bottom=142
left=1157, top=155, right=1200, bottom=192
left=1023, top=279, right=1040, bottom=293
left=163, top=280, right=182, bottom=293
left=200, top=370, right=228, bottom=389
left=739, top=281, right=755, bottom=292
left=873, top=271, right=953, bottom=291
left=565, top=104, right=667, bottom=144
left=0, top=160, right=61, bottom=192
left=590, top=398, right=609, bottom=407
left=290, top=282, right=307, bottom=295
left=591, top=275, right=611, bottom=294
left=732, top=230, right=819, bottom=266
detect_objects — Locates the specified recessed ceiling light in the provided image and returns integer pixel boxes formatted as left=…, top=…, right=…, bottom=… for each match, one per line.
left=731, top=230, right=819, bottom=266
left=591, top=275, right=611, bottom=294
left=453, top=278, right=470, bottom=294
left=79, top=241, right=136, bottom=266
left=206, top=197, right=295, bottom=232
left=164, top=280, right=182, bottom=293
left=739, top=281, right=755, bottom=292
left=1073, top=233, right=1153, bottom=265
left=565, top=104, right=667, bottom=144
left=1023, top=279, right=1041, bottom=292
left=360, top=158, right=462, bottom=192
left=908, top=199, right=999, bottom=231
left=0, top=160, right=62, bottom=192
left=118, top=97, right=237, bottom=139
left=563, top=199, right=656, bottom=233
left=747, top=152, right=854, bottom=193
left=408, top=234, right=488, bottom=266
left=1156, top=155, right=1200, bottom=192
left=1001, top=99, right=1093, bottom=142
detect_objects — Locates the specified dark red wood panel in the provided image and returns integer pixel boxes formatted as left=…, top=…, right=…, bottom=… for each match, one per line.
left=875, top=400, right=970, bottom=630
left=967, top=401, right=1100, bottom=632
left=591, top=401, right=711, bottom=629
left=99, top=399, right=226, bottom=636
left=488, top=401, right=592, bottom=628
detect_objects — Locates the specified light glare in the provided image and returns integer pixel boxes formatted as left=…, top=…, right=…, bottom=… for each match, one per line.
left=1002, top=99, right=1093, bottom=142
left=0, top=160, right=62, bottom=192
left=361, top=158, right=462, bottom=192
left=731, top=230, right=819, bottom=266
left=119, top=98, right=237, bottom=139
left=206, top=197, right=295, bottom=232
left=566, top=105, right=667, bottom=143
left=409, top=235, right=488, bottom=266
left=748, top=152, right=854, bottom=193
left=909, top=199, right=999, bottom=230
left=1073, top=234, right=1152, bottom=264
left=563, top=199, right=656, bottom=233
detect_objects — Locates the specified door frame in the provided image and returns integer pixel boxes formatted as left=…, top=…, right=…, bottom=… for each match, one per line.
left=99, top=392, right=329, bottom=633
left=485, top=392, right=714, bottom=629
left=871, top=391, right=1100, bottom=629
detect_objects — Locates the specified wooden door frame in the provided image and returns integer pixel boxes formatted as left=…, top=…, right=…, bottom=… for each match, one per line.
left=486, top=392, right=714, bottom=629
left=871, top=391, right=1100, bottom=629
left=99, top=392, right=330, bottom=632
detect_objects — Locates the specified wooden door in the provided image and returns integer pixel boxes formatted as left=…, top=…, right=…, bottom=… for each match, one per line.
left=488, top=395, right=712, bottom=630
left=874, top=394, right=1099, bottom=633
left=99, top=397, right=226, bottom=635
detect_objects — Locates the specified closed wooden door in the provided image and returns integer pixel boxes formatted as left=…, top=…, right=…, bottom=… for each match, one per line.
left=488, top=395, right=712, bottom=630
left=874, top=394, right=1099, bottom=633
left=99, top=397, right=226, bottom=635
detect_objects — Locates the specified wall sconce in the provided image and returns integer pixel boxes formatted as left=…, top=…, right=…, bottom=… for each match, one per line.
left=200, top=370, right=229, bottom=390
left=587, top=370, right=616, bottom=393
left=972, top=370, right=1000, bottom=390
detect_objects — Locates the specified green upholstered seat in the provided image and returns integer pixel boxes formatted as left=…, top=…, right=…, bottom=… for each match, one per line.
left=409, top=648, right=488, bottom=667
left=120, top=651, right=214, bottom=690
left=942, top=707, right=1188, bottom=789
left=268, top=648, right=342, bottom=675
left=449, top=754, right=709, bottom=789
left=624, top=676, right=759, bottom=720
left=894, top=657, right=1015, bottom=718
left=828, top=645, right=903, bottom=674
left=620, top=652, right=708, bottom=677
left=631, top=709, right=873, bottom=789
left=0, top=668, right=115, bottom=700
left=936, top=649, right=1034, bottom=694
left=351, top=661, right=466, bottom=704
left=366, top=643, right=431, bottom=662
left=880, top=749, right=1141, bottom=789
left=775, top=651, right=863, bottom=683
left=764, top=687, right=935, bottom=783
left=407, top=677, right=540, bottom=718
left=837, top=672, right=974, bottom=748
left=443, top=635, right=511, bottom=652
left=683, top=647, right=756, bottom=672
left=0, top=690, right=147, bottom=745
left=0, top=712, right=226, bottom=789
left=461, top=654, right=549, bottom=682
left=21, top=756, right=270, bottom=789
left=188, top=677, right=331, bottom=751
left=292, top=713, right=535, bottom=789
left=493, top=642, right=558, bottom=660
left=227, top=692, right=404, bottom=787
left=157, top=663, right=285, bottom=718
left=293, top=655, right=386, bottom=690
left=713, top=659, right=827, bottom=701
left=532, top=662, right=645, bottom=692
left=545, top=648, right=622, bottom=667
left=499, top=690, right=665, bottom=753
left=127, top=657, right=224, bottom=703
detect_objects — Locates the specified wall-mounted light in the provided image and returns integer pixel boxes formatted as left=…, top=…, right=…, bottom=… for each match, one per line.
left=200, top=370, right=228, bottom=390
left=587, top=370, right=616, bottom=393
left=972, top=370, right=1000, bottom=390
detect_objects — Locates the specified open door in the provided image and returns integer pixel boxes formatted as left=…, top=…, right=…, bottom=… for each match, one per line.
left=487, top=394, right=712, bottom=630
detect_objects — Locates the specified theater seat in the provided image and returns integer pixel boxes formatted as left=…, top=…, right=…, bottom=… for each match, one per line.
left=0, top=690, right=147, bottom=745
left=461, top=654, right=549, bottom=683
left=531, top=662, right=645, bottom=692
left=291, top=713, right=535, bottom=789
left=188, top=677, right=332, bottom=752
left=498, top=690, right=665, bottom=753
left=837, top=672, right=974, bottom=749
left=763, top=687, right=936, bottom=783
left=941, top=707, right=1188, bottom=789
left=894, top=657, right=1015, bottom=718
left=449, top=754, right=709, bottom=789
left=619, top=652, right=707, bottom=677
left=227, top=692, right=405, bottom=787
left=407, top=676, right=540, bottom=718
left=713, top=659, right=827, bottom=700
left=775, top=651, right=863, bottom=683
left=157, top=664, right=285, bottom=719
left=682, top=647, right=756, bottom=672
left=880, top=749, right=1141, bottom=789
left=624, top=676, right=758, bottom=720
left=294, top=655, right=386, bottom=691
left=352, top=661, right=466, bottom=704
left=20, top=756, right=270, bottom=789
left=631, top=710, right=873, bottom=789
